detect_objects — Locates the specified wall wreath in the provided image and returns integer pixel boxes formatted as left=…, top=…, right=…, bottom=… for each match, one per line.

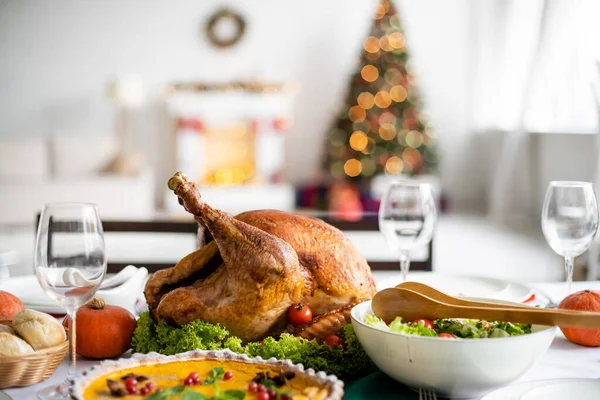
left=205, top=8, right=246, bottom=48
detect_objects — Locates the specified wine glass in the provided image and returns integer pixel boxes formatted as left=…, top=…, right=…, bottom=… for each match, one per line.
left=378, top=181, right=437, bottom=282
left=541, top=181, right=599, bottom=295
left=34, top=203, right=106, bottom=400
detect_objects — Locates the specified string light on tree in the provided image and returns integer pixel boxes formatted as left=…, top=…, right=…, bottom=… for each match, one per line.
left=323, top=0, right=439, bottom=181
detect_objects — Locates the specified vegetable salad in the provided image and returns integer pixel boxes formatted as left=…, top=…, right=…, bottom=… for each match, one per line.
left=365, top=314, right=532, bottom=339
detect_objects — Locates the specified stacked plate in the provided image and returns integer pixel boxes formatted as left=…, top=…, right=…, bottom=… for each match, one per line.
left=376, top=272, right=548, bottom=305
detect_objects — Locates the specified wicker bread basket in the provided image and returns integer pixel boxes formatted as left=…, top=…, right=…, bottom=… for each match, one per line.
left=0, top=320, right=69, bottom=388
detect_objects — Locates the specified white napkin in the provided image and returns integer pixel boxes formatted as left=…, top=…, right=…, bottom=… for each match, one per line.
left=19, top=266, right=148, bottom=313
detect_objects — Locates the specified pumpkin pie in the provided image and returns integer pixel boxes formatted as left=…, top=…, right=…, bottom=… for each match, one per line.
left=70, top=349, right=344, bottom=400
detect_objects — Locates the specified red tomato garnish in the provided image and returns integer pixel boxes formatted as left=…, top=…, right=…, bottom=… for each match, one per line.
left=324, top=335, right=345, bottom=347
left=184, top=377, right=195, bottom=386
left=224, top=371, right=233, bottom=380
left=412, top=319, right=434, bottom=330
left=248, top=382, right=258, bottom=392
left=124, top=377, right=138, bottom=387
left=144, top=382, right=155, bottom=391
left=258, top=392, right=270, bottom=400
left=437, top=333, right=455, bottom=339
left=257, top=384, right=266, bottom=393
left=267, top=388, right=277, bottom=399
left=287, top=303, right=312, bottom=326
left=140, top=386, right=150, bottom=395
left=125, top=385, right=137, bottom=395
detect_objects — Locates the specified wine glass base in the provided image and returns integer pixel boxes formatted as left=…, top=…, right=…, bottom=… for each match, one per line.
left=37, top=384, right=71, bottom=400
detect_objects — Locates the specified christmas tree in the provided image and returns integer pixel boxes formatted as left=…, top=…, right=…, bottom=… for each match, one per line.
left=323, top=0, right=439, bottom=181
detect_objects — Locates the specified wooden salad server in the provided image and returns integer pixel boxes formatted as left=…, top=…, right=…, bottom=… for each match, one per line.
left=372, top=287, right=600, bottom=329
left=395, top=281, right=534, bottom=310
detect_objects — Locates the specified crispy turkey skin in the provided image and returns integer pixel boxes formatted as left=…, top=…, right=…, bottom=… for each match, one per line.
left=144, top=172, right=376, bottom=342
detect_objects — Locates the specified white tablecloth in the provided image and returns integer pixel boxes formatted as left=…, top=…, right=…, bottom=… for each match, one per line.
left=5, top=280, right=600, bottom=399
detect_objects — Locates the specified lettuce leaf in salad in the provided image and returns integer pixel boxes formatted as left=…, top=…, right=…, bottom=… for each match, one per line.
left=364, top=314, right=436, bottom=337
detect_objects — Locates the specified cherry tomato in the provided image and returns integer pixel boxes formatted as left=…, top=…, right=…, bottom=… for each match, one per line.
left=324, top=335, right=345, bottom=347
left=184, top=377, right=195, bottom=386
left=125, top=385, right=137, bottom=395
left=140, top=386, right=150, bottom=395
left=287, top=303, right=312, bottom=326
left=224, top=371, right=233, bottom=380
left=257, top=392, right=270, bottom=400
left=248, top=382, right=258, bottom=392
left=267, top=388, right=277, bottom=399
left=412, top=319, right=434, bottom=330
left=480, top=320, right=491, bottom=330
left=437, top=333, right=455, bottom=339
left=124, top=377, right=138, bottom=387
left=257, top=384, right=266, bottom=393
left=144, top=382, right=155, bottom=391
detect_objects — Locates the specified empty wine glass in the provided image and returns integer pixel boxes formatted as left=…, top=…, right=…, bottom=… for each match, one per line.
left=541, top=181, right=599, bottom=295
left=378, top=181, right=437, bottom=282
left=34, top=203, right=106, bottom=400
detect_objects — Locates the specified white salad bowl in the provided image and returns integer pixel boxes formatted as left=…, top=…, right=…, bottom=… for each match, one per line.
left=351, top=300, right=556, bottom=398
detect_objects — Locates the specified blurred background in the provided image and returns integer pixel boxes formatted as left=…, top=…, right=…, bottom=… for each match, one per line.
left=1, top=0, right=599, bottom=282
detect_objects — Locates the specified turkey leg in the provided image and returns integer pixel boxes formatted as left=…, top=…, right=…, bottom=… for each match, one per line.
left=168, top=172, right=298, bottom=283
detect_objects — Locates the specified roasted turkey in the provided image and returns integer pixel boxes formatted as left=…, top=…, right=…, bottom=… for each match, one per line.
left=144, top=172, right=376, bottom=342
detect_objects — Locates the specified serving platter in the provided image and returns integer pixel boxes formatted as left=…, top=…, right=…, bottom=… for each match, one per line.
left=376, top=272, right=535, bottom=304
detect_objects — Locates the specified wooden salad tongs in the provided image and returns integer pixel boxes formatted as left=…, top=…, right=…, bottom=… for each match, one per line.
left=372, top=283, right=600, bottom=329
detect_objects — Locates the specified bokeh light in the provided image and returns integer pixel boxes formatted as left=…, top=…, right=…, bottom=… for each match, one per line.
left=388, top=32, right=405, bottom=49
left=402, top=147, right=423, bottom=170
left=385, top=156, right=404, bottom=174
left=390, top=85, right=408, bottom=102
left=344, top=158, right=362, bottom=177
left=379, top=123, right=397, bottom=140
left=379, top=111, right=397, bottom=125
left=362, top=138, right=376, bottom=154
left=379, top=35, right=393, bottom=52
left=363, top=36, right=380, bottom=53
left=374, top=91, right=392, bottom=108
left=405, top=130, right=424, bottom=148
left=357, top=92, right=375, bottom=109
left=349, top=131, right=369, bottom=151
left=361, top=65, right=379, bottom=82
left=348, top=106, right=366, bottom=122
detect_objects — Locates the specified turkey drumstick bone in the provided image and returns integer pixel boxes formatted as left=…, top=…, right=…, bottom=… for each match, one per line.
left=168, top=172, right=295, bottom=282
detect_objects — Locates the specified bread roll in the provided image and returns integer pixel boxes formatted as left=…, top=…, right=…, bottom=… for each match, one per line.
left=0, top=332, right=34, bottom=356
left=0, top=324, right=15, bottom=335
left=12, top=309, right=66, bottom=350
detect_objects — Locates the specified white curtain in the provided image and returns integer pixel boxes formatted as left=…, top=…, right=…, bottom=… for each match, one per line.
left=469, top=0, right=599, bottom=229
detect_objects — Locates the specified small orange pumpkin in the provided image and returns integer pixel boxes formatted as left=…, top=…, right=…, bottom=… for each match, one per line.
left=63, top=297, right=136, bottom=358
left=558, top=289, right=600, bottom=347
left=0, top=290, right=25, bottom=320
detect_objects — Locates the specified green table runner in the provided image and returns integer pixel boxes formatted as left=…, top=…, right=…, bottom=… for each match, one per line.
left=343, top=371, right=418, bottom=399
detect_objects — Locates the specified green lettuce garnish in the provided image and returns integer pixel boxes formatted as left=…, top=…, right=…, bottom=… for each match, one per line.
left=132, top=312, right=375, bottom=379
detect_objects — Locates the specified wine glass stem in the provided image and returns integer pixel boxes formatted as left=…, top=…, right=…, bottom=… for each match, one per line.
left=67, top=308, right=77, bottom=380
left=400, top=251, right=411, bottom=282
left=564, top=256, right=574, bottom=295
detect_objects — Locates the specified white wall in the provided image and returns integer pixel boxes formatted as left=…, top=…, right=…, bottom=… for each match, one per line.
left=0, top=0, right=476, bottom=204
